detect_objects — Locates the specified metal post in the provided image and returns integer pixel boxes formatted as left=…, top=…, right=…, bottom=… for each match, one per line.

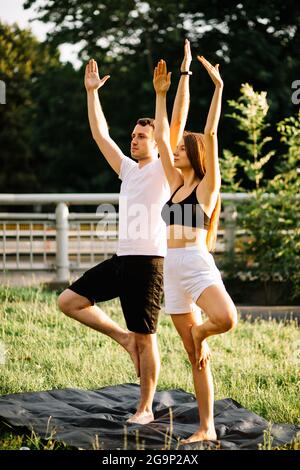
left=224, top=203, right=237, bottom=257
left=55, top=202, right=69, bottom=282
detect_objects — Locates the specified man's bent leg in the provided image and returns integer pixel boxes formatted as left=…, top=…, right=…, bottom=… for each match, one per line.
left=126, top=332, right=160, bottom=424
left=58, top=289, right=140, bottom=377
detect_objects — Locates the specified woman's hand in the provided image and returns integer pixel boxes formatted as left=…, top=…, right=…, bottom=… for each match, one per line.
left=197, top=55, right=223, bottom=89
left=153, top=60, right=171, bottom=95
left=181, top=38, right=192, bottom=72
left=84, top=59, right=110, bottom=92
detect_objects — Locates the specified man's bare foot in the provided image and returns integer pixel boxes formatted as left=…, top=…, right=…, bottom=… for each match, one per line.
left=180, top=428, right=217, bottom=445
left=126, top=410, right=154, bottom=425
left=191, top=325, right=211, bottom=370
left=123, top=332, right=140, bottom=377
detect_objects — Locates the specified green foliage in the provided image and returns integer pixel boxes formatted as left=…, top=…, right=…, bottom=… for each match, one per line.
left=225, top=83, right=275, bottom=189
left=21, top=0, right=300, bottom=191
left=1, top=1, right=300, bottom=192
left=0, top=22, right=120, bottom=193
left=276, top=112, right=300, bottom=171
left=219, top=149, right=243, bottom=193
left=236, top=187, right=300, bottom=299
left=222, top=91, right=300, bottom=298
left=0, top=23, right=60, bottom=191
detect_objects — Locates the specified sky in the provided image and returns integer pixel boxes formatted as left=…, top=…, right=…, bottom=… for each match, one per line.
left=0, top=0, right=82, bottom=68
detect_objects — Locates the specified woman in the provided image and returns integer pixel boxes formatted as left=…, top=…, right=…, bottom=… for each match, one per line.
left=153, top=56, right=238, bottom=444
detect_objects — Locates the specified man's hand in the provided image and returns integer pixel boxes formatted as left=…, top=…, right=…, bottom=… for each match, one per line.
left=84, top=59, right=110, bottom=92
left=181, top=38, right=192, bottom=73
left=153, top=59, right=171, bottom=95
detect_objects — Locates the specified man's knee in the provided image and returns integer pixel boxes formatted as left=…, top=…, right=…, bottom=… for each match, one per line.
left=134, top=332, right=156, bottom=354
left=57, top=290, right=72, bottom=315
left=57, top=289, right=91, bottom=316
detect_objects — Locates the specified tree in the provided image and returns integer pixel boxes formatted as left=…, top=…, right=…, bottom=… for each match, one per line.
left=0, top=22, right=60, bottom=192
left=0, top=22, right=119, bottom=194
left=28, top=62, right=119, bottom=193
left=221, top=83, right=300, bottom=301
left=24, top=0, right=300, bottom=134
left=3, top=1, right=300, bottom=192
left=222, top=83, right=275, bottom=191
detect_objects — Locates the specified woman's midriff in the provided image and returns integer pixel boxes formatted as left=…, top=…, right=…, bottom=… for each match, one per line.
left=167, top=225, right=208, bottom=248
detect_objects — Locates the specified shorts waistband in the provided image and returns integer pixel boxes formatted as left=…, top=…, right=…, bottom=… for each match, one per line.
left=167, top=245, right=209, bottom=254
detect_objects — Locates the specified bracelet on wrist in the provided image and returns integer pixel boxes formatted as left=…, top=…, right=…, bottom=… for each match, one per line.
left=180, top=71, right=193, bottom=76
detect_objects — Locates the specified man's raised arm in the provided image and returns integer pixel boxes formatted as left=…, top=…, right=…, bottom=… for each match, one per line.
left=85, top=59, right=124, bottom=175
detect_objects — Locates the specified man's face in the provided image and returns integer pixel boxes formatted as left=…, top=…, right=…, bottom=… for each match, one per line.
left=130, top=124, right=157, bottom=160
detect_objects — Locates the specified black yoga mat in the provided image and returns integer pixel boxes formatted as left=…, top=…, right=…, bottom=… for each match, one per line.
left=0, top=383, right=298, bottom=450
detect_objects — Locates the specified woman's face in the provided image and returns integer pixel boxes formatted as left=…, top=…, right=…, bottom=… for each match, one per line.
left=173, top=138, right=191, bottom=170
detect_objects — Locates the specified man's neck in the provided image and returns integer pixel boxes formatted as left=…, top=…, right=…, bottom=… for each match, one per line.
left=138, top=156, right=158, bottom=169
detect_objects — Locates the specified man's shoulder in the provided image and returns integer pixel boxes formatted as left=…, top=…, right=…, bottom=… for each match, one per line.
left=119, top=156, right=137, bottom=181
left=149, top=158, right=164, bottom=170
left=153, top=158, right=167, bottom=176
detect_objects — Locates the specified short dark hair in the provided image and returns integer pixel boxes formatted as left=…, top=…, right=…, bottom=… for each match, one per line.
left=136, top=117, right=155, bottom=130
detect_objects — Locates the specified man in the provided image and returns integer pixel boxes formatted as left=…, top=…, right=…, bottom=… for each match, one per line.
left=58, top=41, right=191, bottom=424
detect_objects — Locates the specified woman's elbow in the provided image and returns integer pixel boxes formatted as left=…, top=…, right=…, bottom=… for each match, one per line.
left=204, top=129, right=217, bottom=138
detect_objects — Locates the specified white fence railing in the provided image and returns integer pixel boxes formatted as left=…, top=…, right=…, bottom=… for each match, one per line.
left=0, top=193, right=249, bottom=282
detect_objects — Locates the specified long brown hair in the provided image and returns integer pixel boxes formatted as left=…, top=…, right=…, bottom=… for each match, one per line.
left=183, top=131, right=221, bottom=252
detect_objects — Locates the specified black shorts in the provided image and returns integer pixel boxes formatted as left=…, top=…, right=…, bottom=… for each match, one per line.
left=68, top=254, right=164, bottom=334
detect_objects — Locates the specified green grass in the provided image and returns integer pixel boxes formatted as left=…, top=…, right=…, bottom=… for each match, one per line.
left=0, top=285, right=299, bottom=450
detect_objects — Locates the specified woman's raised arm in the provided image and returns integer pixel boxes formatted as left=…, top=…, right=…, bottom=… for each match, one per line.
left=169, top=39, right=191, bottom=152
left=153, top=60, right=183, bottom=189
left=198, top=56, right=223, bottom=191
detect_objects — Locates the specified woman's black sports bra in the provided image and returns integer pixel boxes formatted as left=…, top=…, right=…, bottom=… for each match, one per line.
left=161, top=184, right=211, bottom=230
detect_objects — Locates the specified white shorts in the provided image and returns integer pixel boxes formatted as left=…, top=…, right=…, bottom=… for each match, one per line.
left=163, top=245, right=225, bottom=314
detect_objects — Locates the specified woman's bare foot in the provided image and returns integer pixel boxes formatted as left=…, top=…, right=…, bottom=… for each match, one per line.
left=191, top=325, right=211, bottom=369
left=123, top=332, right=140, bottom=377
left=180, top=427, right=217, bottom=445
left=126, top=410, right=154, bottom=425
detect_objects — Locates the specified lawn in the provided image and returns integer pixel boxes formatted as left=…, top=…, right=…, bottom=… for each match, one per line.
left=0, top=286, right=299, bottom=450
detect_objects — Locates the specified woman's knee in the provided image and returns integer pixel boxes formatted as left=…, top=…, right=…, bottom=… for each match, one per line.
left=217, top=305, right=238, bottom=332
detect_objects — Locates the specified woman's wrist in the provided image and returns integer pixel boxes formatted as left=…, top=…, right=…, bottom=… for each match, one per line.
left=156, top=90, right=167, bottom=97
